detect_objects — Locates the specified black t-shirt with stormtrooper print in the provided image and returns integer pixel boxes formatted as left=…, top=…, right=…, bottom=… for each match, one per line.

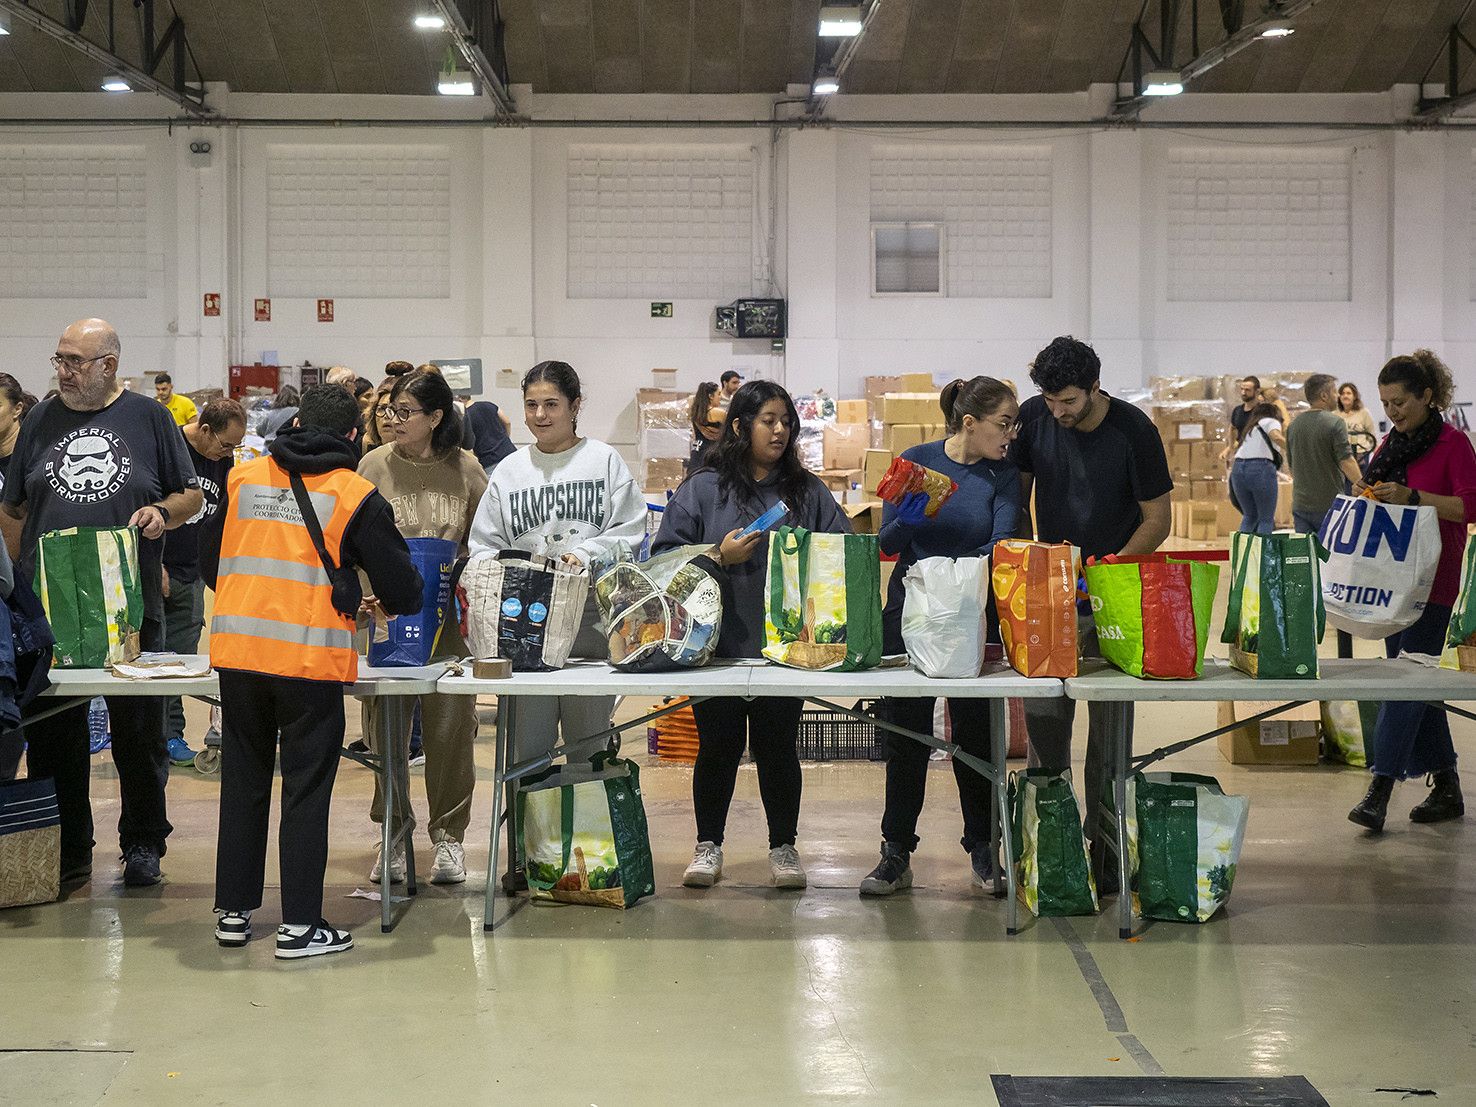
left=3, top=390, right=199, bottom=622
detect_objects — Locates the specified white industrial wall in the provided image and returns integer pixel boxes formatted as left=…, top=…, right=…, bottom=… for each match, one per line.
left=2, top=93, right=1475, bottom=452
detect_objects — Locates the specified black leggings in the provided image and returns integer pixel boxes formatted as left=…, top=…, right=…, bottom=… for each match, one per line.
left=880, top=696, right=994, bottom=856
left=690, top=696, right=803, bottom=849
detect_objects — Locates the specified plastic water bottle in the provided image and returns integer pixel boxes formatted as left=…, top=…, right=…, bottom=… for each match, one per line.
left=88, top=697, right=111, bottom=754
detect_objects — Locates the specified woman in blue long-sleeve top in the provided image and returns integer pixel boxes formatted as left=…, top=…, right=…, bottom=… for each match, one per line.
left=860, top=376, right=1022, bottom=897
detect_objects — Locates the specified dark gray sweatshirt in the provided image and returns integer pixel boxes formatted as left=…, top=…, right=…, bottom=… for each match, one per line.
left=651, top=468, right=851, bottom=658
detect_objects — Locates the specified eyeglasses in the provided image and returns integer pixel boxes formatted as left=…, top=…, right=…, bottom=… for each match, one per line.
left=385, top=404, right=426, bottom=423
left=980, top=416, right=1021, bottom=433
left=50, top=353, right=110, bottom=373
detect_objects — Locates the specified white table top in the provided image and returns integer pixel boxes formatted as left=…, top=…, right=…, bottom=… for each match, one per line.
left=437, top=657, right=1063, bottom=700
left=1065, top=657, right=1476, bottom=703
left=39, top=658, right=445, bottom=698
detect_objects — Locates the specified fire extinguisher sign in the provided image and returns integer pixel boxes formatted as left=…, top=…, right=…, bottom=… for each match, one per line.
left=203, top=293, right=221, bottom=317
left=317, top=299, right=334, bottom=323
left=254, top=298, right=271, bottom=322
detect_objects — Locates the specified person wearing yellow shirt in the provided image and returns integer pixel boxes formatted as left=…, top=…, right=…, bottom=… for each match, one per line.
left=155, top=373, right=197, bottom=426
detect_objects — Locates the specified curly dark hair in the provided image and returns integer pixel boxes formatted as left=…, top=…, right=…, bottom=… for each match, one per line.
left=1379, top=349, right=1455, bottom=411
left=702, top=380, right=813, bottom=510
left=297, top=384, right=359, bottom=436
left=1029, top=336, right=1101, bottom=394
left=390, top=369, right=465, bottom=454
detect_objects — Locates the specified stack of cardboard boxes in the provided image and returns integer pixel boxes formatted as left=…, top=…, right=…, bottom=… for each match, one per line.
left=637, top=387, right=692, bottom=495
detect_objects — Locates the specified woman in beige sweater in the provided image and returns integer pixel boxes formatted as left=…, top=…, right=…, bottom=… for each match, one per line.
left=358, top=370, right=487, bottom=886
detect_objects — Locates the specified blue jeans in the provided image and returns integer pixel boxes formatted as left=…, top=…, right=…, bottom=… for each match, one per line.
left=1231, top=458, right=1278, bottom=534
left=1370, top=602, right=1457, bottom=780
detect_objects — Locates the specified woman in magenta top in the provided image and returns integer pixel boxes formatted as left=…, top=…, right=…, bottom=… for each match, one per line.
left=1347, top=350, right=1476, bottom=834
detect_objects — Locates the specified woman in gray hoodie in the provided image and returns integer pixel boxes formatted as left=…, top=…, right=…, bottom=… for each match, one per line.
left=652, top=380, right=850, bottom=892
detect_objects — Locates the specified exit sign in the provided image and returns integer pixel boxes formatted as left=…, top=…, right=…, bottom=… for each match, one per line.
left=651, top=302, right=673, bottom=318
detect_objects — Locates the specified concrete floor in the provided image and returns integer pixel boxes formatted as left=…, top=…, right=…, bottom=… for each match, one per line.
left=3, top=568, right=1475, bottom=1105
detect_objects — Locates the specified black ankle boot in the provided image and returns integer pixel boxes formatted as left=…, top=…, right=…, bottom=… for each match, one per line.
left=1348, top=774, right=1394, bottom=832
left=1410, top=769, right=1465, bottom=824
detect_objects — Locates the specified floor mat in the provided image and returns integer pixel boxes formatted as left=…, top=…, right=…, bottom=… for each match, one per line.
left=991, top=1075, right=1330, bottom=1106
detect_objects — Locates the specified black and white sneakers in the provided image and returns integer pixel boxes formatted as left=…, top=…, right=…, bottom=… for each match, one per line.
left=274, top=921, right=354, bottom=960
left=214, top=910, right=252, bottom=947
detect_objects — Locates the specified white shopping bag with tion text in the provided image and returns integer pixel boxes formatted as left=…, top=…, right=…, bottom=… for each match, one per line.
left=1318, top=494, right=1440, bottom=640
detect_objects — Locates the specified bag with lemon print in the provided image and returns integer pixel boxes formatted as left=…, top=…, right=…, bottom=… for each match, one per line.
left=35, top=525, right=143, bottom=669
left=762, top=526, right=881, bottom=671
left=991, top=540, right=1080, bottom=678
left=1220, top=531, right=1327, bottom=679
left=1008, top=767, right=1099, bottom=917
left=1124, top=772, right=1249, bottom=923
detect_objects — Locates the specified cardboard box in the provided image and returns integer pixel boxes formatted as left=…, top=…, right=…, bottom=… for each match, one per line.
left=1276, top=481, right=1293, bottom=528
left=823, top=423, right=870, bottom=470
left=844, top=501, right=883, bottom=535
left=863, top=449, right=893, bottom=496
left=815, top=468, right=861, bottom=492
left=642, top=457, right=686, bottom=495
left=880, top=392, right=942, bottom=425
left=1216, top=499, right=1241, bottom=534
left=836, top=399, right=868, bottom=424
left=884, top=423, right=931, bottom=455
left=1191, top=478, right=1225, bottom=501
left=1216, top=701, right=1321, bottom=765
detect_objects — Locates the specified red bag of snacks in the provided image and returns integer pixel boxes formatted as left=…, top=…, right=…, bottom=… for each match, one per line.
left=875, top=457, right=958, bottom=518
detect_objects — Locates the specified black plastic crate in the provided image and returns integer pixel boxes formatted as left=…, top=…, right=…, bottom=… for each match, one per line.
left=795, top=701, right=886, bottom=761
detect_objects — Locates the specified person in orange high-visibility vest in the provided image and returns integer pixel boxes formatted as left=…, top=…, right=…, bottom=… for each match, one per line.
left=201, top=385, right=421, bottom=961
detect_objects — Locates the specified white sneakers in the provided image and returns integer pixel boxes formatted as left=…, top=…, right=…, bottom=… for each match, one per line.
left=768, top=844, right=807, bottom=890
left=370, top=842, right=407, bottom=885
left=682, top=841, right=724, bottom=887
left=683, top=842, right=808, bottom=890
left=276, top=921, right=353, bottom=960
left=430, top=839, right=466, bottom=884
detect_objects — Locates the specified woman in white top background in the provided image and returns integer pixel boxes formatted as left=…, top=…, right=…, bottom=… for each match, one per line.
left=1230, top=400, right=1286, bottom=534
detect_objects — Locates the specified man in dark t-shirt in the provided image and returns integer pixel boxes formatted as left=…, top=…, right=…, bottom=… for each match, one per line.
left=161, top=399, right=245, bottom=764
left=1011, top=336, right=1172, bottom=892
left=0, top=319, right=202, bottom=887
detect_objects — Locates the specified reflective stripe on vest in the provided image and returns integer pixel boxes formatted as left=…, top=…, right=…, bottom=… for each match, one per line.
left=210, top=456, right=374, bottom=683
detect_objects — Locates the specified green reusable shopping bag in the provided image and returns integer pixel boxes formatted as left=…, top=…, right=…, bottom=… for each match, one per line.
left=515, top=757, right=655, bottom=909
left=1220, top=531, right=1327, bottom=679
left=1085, top=556, right=1219, bottom=679
left=1440, top=533, right=1476, bottom=672
left=1125, top=772, right=1249, bottom=923
left=1319, top=701, right=1380, bottom=767
left=34, top=526, right=143, bottom=669
left=762, top=525, right=881, bottom=671
left=1008, top=768, right=1099, bottom=918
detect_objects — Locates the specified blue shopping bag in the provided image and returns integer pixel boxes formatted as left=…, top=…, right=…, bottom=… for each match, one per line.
left=368, top=537, right=458, bottom=667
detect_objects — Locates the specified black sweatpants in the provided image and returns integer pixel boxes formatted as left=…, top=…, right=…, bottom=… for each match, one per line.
left=880, top=696, right=993, bottom=856
left=23, top=615, right=170, bottom=866
left=690, top=696, right=803, bottom=849
left=214, top=669, right=344, bottom=925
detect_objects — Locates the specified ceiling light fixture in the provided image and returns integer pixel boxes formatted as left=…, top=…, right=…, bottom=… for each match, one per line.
left=413, top=14, right=446, bottom=30
left=0, top=12, right=10, bottom=35
left=812, top=68, right=840, bottom=96
left=1142, top=69, right=1184, bottom=96
left=101, top=74, right=132, bottom=92
left=437, top=47, right=475, bottom=95
left=1258, top=19, right=1295, bottom=38
left=818, top=5, right=863, bottom=37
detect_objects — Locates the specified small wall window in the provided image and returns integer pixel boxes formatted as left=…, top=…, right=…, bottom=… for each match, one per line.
left=871, top=222, right=945, bottom=296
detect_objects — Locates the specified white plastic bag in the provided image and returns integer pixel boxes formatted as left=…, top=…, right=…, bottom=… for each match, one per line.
left=1318, top=495, right=1440, bottom=640
left=901, top=556, right=989, bottom=678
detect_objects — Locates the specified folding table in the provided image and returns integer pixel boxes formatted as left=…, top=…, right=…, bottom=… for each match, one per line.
left=1064, top=656, right=1476, bottom=939
left=36, top=657, right=446, bottom=932
left=436, top=659, right=1062, bottom=934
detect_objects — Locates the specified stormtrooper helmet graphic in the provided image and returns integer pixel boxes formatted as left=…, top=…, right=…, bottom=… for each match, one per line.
left=58, top=433, right=121, bottom=492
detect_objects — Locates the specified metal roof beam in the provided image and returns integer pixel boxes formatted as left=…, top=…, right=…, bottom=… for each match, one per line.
left=0, top=0, right=212, bottom=116
left=428, top=0, right=518, bottom=121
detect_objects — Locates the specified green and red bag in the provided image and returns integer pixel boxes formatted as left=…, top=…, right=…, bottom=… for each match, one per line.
left=1085, top=555, right=1219, bottom=679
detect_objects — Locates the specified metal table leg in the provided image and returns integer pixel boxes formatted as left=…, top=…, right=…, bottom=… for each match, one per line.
left=483, top=694, right=511, bottom=931
left=1111, top=702, right=1133, bottom=940
left=989, top=699, right=1018, bottom=935
left=378, top=696, right=418, bottom=933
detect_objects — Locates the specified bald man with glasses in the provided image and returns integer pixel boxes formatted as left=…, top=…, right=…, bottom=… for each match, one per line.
left=1, top=319, right=202, bottom=887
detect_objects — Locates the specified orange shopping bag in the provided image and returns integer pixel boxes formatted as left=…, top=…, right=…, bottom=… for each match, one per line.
left=991, top=540, right=1079, bottom=678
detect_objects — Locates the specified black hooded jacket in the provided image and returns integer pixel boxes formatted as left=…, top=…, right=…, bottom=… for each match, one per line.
left=200, top=426, right=422, bottom=617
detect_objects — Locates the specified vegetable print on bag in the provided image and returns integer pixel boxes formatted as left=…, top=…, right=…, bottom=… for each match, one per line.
left=762, top=526, right=881, bottom=671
